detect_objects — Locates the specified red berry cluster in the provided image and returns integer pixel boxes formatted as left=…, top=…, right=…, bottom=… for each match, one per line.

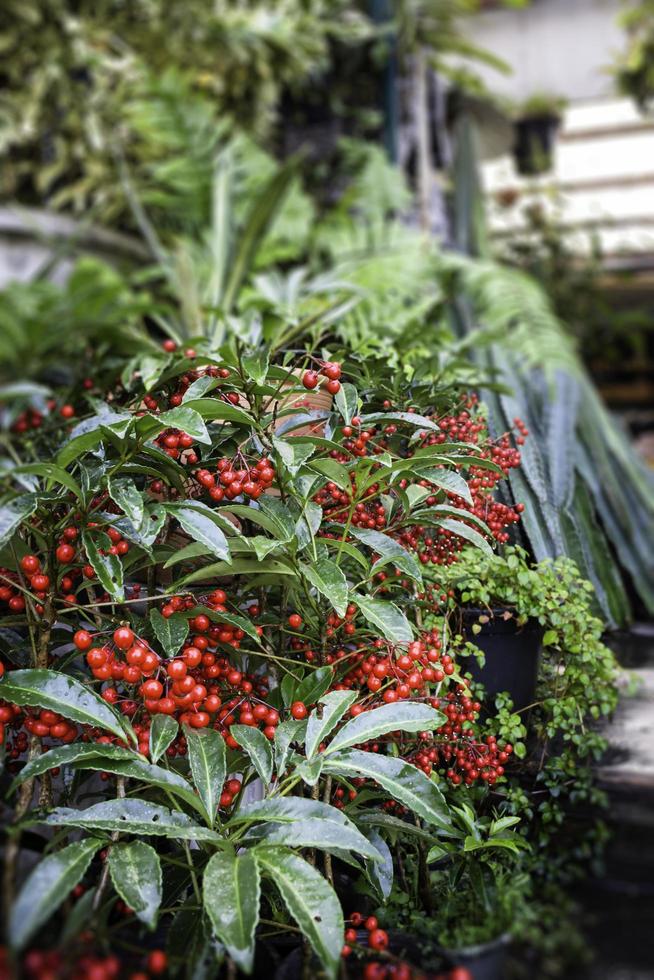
left=193, top=455, right=275, bottom=501
left=430, top=689, right=512, bottom=786
left=10, top=398, right=82, bottom=435
left=3, top=944, right=169, bottom=980
left=153, top=426, right=197, bottom=463
left=302, top=360, right=342, bottom=394
left=22, top=708, right=76, bottom=743
left=11, top=407, right=45, bottom=433
left=143, top=364, right=231, bottom=413
left=0, top=525, right=131, bottom=614
left=336, top=634, right=453, bottom=702
left=343, top=913, right=389, bottom=957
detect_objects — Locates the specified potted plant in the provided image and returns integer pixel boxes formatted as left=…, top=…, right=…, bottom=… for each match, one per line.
left=512, top=93, right=566, bottom=177
left=613, top=1, right=654, bottom=111
left=362, top=805, right=527, bottom=980
left=0, top=259, right=529, bottom=977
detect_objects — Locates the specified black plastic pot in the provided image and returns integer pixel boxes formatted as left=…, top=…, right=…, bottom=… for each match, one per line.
left=272, top=930, right=428, bottom=979
left=513, top=115, right=559, bottom=176
left=440, top=933, right=510, bottom=980
left=460, top=609, right=542, bottom=713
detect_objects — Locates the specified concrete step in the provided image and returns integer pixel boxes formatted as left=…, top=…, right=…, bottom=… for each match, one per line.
left=576, top=624, right=654, bottom=980
left=597, top=623, right=654, bottom=794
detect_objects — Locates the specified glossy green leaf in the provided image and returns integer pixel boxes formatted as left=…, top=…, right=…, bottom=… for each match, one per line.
left=273, top=718, right=305, bottom=775
left=412, top=467, right=473, bottom=504
left=149, top=714, right=179, bottom=764
left=9, top=742, right=139, bottom=793
left=242, top=349, right=270, bottom=386
left=184, top=725, right=226, bottom=827
left=68, top=756, right=205, bottom=818
left=170, top=558, right=295, bottom=589
left=256, top=497, right=297, bottom=540
left=438, top=517, right=494, bottom=556
left=108, top=841, right=162, bottom=930
left=245, top=817, right=380, bottom=860
left=44, top=799, right=222, bottom=841
left=108, top=477, right=145, bottom=530
left=255, top=848, right=343, bottom=980
left=181, top=375, right=219, bottom=402
left=231, top=796, right=351, bottom=827
left=323, top=749, right=451, bottom=831
left=13, top=464, right=83, bottom=502
left=308, top=458, right=351, bottom=490
left=183, top=397, right=256, bottom=428
left=82, top=530, right=124, bottom=601
left=272, top=436, right=315, bottom=476
left=157, top=407, right=210, bottom=445
left=326, top=701, right=444, bottom=754
left=203, top=851, right=260, bottom=974
left=9, top=839, right=100, bottom=951
left=353, top=594, right=413, bottom=643
left=150, top=608, right=189, bottom=658
left=305, top=691, right=358, bottom=760
left=293, top=666, right=334, bottom=706
left=231, top=725, right=273, bottom=785
left=57, top=411, right=131, bottom=468
left=334, top=383, right=358, bottom=425
left=0, top=669, right=129, bottom=742
left=216, top=503, right=292, bottom=541
left=360, top=411, right=440, bottom=432
left=165, top=503, right=230, bottom=561
left=0, top=495, right=37, bottom=548
left=365, top=829, right=393, bottom=900
left=349, top=528, right=423, bottom=583
left=299, top=558, right=348, bottom=618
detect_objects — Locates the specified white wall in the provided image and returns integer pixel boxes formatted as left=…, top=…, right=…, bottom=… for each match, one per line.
left=469, top=0, right=624, bottom=102
left=466, top=1, right=654, bottom=260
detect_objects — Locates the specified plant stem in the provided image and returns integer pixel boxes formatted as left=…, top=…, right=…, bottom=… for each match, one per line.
left=92, top=777, right=126, bottom=914
left=2, top=735, right=39, bottom=939
left=183, top=841, right=202, bottom=903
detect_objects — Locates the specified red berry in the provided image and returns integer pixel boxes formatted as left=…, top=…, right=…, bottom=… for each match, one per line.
left=368, top=929, right=389, bottom=951
left=56, top=543, right=75, bottom=563
left=324, top=379, right=341, bottom=395
left=287, top=614, right=302, bottom=630
left=322, top=362, right=341, bottom=381
left=303, top=371, right=319, bottom=390
left=20, top=555, right=39, bottom=575
left=73, top=629, right=93, bottom=651
left=113, top=626, right=134, bottom=650
left=146, top=950, right=167, bottom=975
left=290, top=701, right=308, bottom=720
